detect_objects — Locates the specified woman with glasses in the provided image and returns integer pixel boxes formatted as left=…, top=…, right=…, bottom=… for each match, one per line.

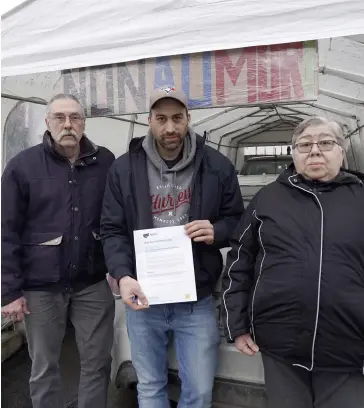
left=222, top=117, right=364, bottom=408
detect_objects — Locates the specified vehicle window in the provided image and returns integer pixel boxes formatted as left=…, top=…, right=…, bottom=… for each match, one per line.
left=240, top=158, right=291, bottom=175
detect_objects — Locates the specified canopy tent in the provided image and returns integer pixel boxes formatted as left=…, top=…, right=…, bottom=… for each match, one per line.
left=1, top=1, right=364, bottom=171
left=2, top=0, right=364, bottom=77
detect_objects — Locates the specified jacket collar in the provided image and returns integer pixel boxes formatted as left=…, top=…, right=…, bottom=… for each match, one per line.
left=278, top=162, right=363, bottom=191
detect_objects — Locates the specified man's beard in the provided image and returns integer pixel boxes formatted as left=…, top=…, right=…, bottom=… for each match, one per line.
left=160, top=133, right=183, bottom=150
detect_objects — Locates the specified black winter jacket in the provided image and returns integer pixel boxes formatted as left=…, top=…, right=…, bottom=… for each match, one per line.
left=222, top=166, right=364, bottom=373
left=100, top=135, right=244, bottom=299
left=1, top=133, right=115, bottom=306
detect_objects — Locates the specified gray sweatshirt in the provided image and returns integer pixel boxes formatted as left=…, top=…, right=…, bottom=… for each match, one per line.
left=142, top=128, right=197, bottom=228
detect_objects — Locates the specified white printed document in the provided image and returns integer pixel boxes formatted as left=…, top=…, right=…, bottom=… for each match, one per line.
left=133, top=225, right=197, bottom=305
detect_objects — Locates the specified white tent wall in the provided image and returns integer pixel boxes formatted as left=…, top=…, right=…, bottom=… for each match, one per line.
left=2, top=0, right=364, bottom=78
left=85, top=118, right=149, bottom=158
left=1, top=98, right=18, bottom=131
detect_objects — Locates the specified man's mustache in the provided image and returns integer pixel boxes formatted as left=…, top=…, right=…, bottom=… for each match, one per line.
left=58, top=130, right=78, bottom=139
left=163, top=133, right=181, bottom=138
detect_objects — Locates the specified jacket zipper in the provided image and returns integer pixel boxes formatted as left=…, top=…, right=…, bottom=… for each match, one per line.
left=68, top=148, right=98, bottom=282
left=250, top=211, right=266, bottom=344
left=69, top=163, right=75, bottom=282
left=288, top=175, right=324, bottom=372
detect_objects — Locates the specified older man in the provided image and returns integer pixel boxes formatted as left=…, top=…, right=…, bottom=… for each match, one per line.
left=1, top=94, right=115, bottom=408
left=222, top=117, right=364, bottom=408
left=101, top=87, right=244, bottom=408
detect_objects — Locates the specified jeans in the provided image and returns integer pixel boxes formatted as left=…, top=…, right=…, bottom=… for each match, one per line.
left=126, top=295, right=220, bottom=408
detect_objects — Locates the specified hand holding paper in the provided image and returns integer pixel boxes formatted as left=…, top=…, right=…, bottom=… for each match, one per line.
left=185, top=220, right=214, bottom=244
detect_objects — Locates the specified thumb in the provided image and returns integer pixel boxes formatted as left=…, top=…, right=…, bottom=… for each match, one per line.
left=134, top=287, right=148, bottom=306
left=246, top=336, right=259, bottom=352
left=22, top=298, right=30, bottom=314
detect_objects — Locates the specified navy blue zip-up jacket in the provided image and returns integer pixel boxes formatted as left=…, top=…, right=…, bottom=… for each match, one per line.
left=1, top=132, right=115, bottom=306
left=222, top=165, right=364, bottom=373
left=100, top=135, right=244, bottom=299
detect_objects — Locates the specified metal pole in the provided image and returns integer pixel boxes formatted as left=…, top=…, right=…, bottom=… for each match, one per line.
left=231, top=120, right=294, bottom=144
left=303, top=103, right=357, bottom=119
left=127, top=114, right=137, bottom=145
left=319, top=89, right=364, bottom=105
left=104, top=116, right=149, bottom=127
left=319, top=66, right=364, bottom=85
left=1, top=93, right=46, bottom=106
left=191, top=107, right=239, bottom=127
left=278, top=105, right=312, bottom=117
left=219, top=114, right=278, bottom=145
left=1, top=92, right=149, bottom=126
left=210, top=108, right=262, bottom=134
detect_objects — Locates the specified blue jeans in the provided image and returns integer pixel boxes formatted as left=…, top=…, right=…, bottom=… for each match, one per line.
left=126, top=295, right=220, bottom=408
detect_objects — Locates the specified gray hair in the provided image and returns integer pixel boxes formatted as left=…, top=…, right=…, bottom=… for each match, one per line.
left=46, top=93, right=84, bottom=116
left=292, top=116, right=345, bottom=146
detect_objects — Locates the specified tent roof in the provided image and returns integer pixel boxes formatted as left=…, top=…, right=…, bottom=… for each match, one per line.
left=0, top=0, right=27, bottom=16
left=2, top=0, right=364, bottom=77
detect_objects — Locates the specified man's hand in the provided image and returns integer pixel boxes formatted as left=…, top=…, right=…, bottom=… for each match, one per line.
left=119, top=276, right=149, bottom=311
left=234, top=334, right=259, bottom=356
left=1, top=297, right=30, bottom=322
left=185, top=220, right=214, bottom=245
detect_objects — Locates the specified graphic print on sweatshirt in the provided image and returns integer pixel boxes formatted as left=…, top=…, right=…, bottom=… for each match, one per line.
left=151, top=183, right=192, bottom=226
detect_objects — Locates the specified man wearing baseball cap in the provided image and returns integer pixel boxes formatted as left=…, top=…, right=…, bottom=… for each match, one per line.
left=101, top=86, right=244, bottom=407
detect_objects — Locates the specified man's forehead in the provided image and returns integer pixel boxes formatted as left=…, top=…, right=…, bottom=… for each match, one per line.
left=49, top=98, right=83, bottom=113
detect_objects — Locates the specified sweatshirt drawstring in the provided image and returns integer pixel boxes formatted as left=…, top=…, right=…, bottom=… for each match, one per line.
left=173, top=171, right=176, bottom=216
left=159, top=162, right=177, bottom=216
left=159, top=164, right=163, bottom=215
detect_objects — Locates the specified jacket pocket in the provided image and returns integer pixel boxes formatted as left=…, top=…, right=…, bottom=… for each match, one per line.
left=22, top=232, right=63, bottom=284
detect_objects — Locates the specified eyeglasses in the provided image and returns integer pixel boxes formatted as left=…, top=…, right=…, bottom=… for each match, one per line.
left=293, top=140, right=340, bottom=153
left=49, top=114, right=85, bottom=125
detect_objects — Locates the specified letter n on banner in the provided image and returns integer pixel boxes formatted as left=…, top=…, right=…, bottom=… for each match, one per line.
left=117, top=60, right=146, bottom=113
left=62, top=68, right=87, bottom=114
left=90, top=65, right=115, bottom=116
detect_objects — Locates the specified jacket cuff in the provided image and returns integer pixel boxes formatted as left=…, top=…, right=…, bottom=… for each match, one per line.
left=213, top=222, right=229, bottom=248
left=225, top=328, right=251, bottom=343
left=109, top=268, right=136, bottom=284
left=1, top=290, right=23, bottom=307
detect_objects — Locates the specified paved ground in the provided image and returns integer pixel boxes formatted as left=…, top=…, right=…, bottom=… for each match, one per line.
left=2, top=326, right=262, bottom=408
left=1, top=327, right=129, bottom=408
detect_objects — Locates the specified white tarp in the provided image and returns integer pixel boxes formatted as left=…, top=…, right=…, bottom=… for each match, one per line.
left=1, top=0, right=364, bottom=77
